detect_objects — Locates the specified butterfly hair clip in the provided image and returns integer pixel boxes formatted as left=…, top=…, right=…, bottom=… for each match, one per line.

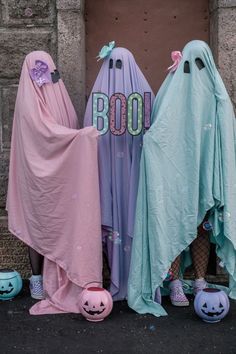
left=30, top=60, right=61, bottom=86
left=29, top=60, right=51, bottom=87
left=96, top=41, right=115, bottom=61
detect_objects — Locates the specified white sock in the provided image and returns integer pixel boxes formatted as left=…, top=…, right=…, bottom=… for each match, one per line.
left=195, top=278, right=204, bottom=282
left=30, top=274, right=42, bottom=281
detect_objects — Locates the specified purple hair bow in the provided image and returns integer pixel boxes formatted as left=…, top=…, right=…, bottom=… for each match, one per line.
left=29, top=60, right=52, bottom=87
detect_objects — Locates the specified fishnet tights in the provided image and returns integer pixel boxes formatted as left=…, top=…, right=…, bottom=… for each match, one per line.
left=191, top=227, right=210, bottom=279
left=170, top=225, right=210, bottom=280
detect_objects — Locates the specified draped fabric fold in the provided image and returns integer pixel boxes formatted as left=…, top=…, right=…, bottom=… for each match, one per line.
left=84, top=48, right=154, bottom=300
left=7, top=51, right=102, bottom=314
left=128, top=40, right=236, bottom=316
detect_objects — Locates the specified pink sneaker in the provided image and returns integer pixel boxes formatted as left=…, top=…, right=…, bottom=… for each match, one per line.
left=169, top=279, right=189, bottom=307
left=193, top=279, right=207, bottom=295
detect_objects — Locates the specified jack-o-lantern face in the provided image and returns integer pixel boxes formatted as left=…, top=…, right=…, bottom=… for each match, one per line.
left=201, top=301, right=224, bottom=317
left=79, top=287, right=113, bottom=322
left=0, top=269, right=23, bottom=301
left=83, top=300, right=106, bottom=316
left=0, top=281, right=14, bottom=295
left=194, top=288, right=230, bottom=323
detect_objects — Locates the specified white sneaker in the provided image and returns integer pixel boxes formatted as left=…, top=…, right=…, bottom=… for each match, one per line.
left=29, top=276, right=44, bottom=300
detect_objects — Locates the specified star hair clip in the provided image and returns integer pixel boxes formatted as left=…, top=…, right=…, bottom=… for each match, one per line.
left=29, top=60, right=61, bottom=87
left=96, top=41, right=115, bottom=61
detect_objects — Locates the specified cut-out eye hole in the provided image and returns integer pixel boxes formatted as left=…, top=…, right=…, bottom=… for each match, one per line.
left=84, top=301, right=88, bottom=306
left=9, top=282, right=13, bottom=287
left=116, top=59, right=122, bottom=69
left=202, top=303, right=207, bottom=308
left=109, top=59, right=113, bottom=69
left=219, top=303, right=224, bottom=308
left=195, top=58, right=205, bottom=70
left=184, top=61, right=190, bottom=74
left=51, top=69, right=60, bottom=83
left=100, top=302, right=105, bottom=306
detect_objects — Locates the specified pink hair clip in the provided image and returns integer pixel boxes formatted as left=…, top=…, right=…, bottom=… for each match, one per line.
left=167, top=51, right=183, bottom=72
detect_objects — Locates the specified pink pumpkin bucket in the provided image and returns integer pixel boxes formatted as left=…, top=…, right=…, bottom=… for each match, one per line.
left=79, top=287, right=113, bottom=322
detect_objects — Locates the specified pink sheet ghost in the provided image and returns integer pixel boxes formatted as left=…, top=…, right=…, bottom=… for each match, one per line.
left=7, top=51, right=102, bottom=314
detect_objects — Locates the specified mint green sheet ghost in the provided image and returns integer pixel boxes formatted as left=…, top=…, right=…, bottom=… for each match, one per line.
left=127, top=40, right=236, bottom=317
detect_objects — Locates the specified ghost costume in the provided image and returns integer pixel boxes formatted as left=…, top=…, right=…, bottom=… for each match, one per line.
left=128, top=40, right=236, bottom=316
left=7, top=51, right=102, bottom=314
left=84, top=47, right=154, bottom=300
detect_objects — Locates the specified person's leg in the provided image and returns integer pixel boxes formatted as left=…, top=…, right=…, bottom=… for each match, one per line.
left=28, top=247, right=44, bottom=299
left=28, top=247, right=43, bottom=275
left=191, top=225, right=210, bottom=294
left=169, top=255, right=189, bottom=306
left=170, top=255, right=181, bottom=280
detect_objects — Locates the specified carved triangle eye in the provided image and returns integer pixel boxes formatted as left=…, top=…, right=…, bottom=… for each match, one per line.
left=84, top=301, right=89, bottom=306
left=9, top=282, right=13, bottom=287
left=202, top=302, right=207, bottom=308
left=219, top=303, right=224, bottom=308
left=100, top=302, right=105, bottom=306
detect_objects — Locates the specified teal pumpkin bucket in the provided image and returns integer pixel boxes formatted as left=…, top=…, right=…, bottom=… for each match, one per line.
left=0, top=269, right=23, bottom=300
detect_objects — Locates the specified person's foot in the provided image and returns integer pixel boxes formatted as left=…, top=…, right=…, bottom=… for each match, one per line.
left=29, top=275, right=44, bottom=300
left=169, top=279, right=189, bottom=306
left=193, top=278, right=207, bottom=295
left=154, top=287, right=162, bottom=304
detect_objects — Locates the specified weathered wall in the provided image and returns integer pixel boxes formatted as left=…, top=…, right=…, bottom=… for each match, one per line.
left=0, top=0, right=57, bottom=277
left=0, top=0, right=85, bottom=277
left=0, top=0, right=236, bottom=278
left=210, top=0, right=236, bottom=111
left=57, top=0, right=86, bottom=125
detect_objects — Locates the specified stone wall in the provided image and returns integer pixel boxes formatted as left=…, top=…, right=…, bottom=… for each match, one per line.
left=0, top=0, right=57, bottom=217
left=0, top=0, right=57, bottom=277
left=0, top=0, right=236, bottom=278
left=210, top=0, right=236, bottom=111
left=0, top=0, right=85, bottom=277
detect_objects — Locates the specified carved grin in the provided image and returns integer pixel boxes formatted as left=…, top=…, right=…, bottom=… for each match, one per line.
left=83, top=308, right=105, bottom=316
left=201, top=309, right=224, bottom=317
left=0, top=288, right=14, bottom=295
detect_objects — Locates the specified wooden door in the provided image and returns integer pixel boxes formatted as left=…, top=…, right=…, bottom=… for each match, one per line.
left=85, top=0, right=209, bottom=96
left=85, top=0, right=226, bottom=282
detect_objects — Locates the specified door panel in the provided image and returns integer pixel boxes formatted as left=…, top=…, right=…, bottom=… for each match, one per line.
left=85, top=0, right=209, bottom=96
left=85, top=1, right=228, bottom=283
